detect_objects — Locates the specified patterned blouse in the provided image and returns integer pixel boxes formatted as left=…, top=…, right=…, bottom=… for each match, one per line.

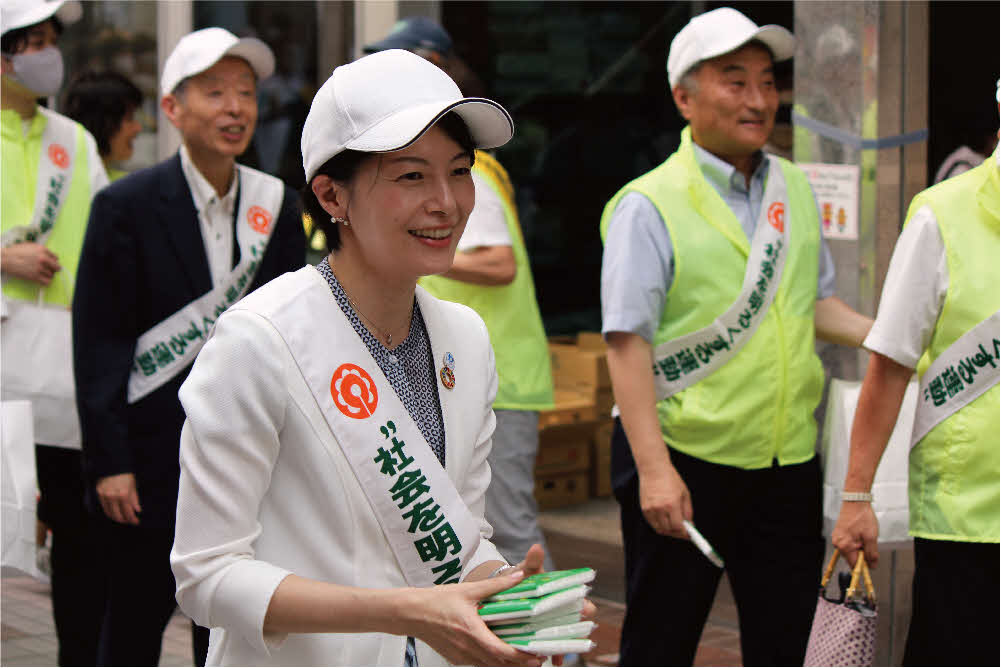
left=316, top=257, right=446, bottom=466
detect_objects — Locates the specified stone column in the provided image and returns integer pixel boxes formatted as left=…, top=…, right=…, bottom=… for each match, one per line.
left=793, top=3, right=928, bottom=664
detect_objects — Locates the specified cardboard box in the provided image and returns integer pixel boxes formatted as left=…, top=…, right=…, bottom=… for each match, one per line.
left=534, top=471, right=590, bottom=510
left=538, top=389, right=597, bottom=429
left=536, top=422, right=596, bottom=475
left=549, top=343, right=611, bottom=393
left=576, top=331, right=606, bottom=351
left=591, top=420, right=615, bottom=498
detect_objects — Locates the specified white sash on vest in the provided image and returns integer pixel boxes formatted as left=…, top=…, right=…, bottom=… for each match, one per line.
left=264, top=267, right=481, bottom=587
left=910, top=311, right=1000, bottom=449
left=645, top=159, right=791, bottom=404
left=127, top=166, right=284, bottom=403
left=0, top=108, right=77, bottom=248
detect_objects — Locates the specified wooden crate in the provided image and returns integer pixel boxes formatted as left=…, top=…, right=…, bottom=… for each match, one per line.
left=534, top=471, right=590, bottom=510
left=549, top=343, right=611, bottom=393
left=536, top=422, right=596, bottom=475
left=538, top=388, right=597, bottom=429
left=590, top=420, right=615, bottom=498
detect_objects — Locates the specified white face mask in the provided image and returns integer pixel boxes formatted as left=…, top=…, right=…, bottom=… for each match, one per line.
left=8, top=46, right=64, bottom=97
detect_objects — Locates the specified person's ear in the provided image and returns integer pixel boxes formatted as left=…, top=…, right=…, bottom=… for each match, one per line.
left=1, top=54, right=14, bottom=76
left=311, top=174, right=350, bottom=219
left=161, top=93, right=184, bottom=130
left=672, top=84, right=695, bottom=122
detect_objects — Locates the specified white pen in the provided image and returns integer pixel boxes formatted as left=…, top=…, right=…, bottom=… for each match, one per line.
left=683, top=520, right=725, bottom=568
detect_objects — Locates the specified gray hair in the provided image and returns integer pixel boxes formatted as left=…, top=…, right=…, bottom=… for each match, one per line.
left=677, top=63, right=702, bottom=93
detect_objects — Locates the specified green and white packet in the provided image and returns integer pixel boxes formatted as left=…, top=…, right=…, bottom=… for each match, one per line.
left=477, top=585, right=590, bottom=622
left=506, top=638, right=596, bottom=656
left=500, top=621, right=596, bottom=641
left=486, top=600, right=585, bottom=629
left=486, top=568, right=596, bottom=601
left=490, top=611, right=583, bottom=635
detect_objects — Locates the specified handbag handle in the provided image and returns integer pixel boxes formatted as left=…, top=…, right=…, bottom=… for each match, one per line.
left=820, top=548, right=877, bottom=605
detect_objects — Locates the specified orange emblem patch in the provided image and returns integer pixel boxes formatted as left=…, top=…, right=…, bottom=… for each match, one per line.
left=48, top=144, right=69, bottom=169
left=330, top=363, right=379, bottom=419
left=247, top=206, right=273, bottom=234
left=767, top=202, right=785, bottom=233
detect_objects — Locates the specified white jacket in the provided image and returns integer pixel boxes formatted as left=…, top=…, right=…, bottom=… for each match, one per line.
left=171, top=266, right=505, bottom=666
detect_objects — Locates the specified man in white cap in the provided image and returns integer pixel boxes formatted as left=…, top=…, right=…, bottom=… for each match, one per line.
left=72, top=26, right=304, bottom=665
left=0, top=1, right=109, bottom=664
left=599, top=7, right=872, bottom=664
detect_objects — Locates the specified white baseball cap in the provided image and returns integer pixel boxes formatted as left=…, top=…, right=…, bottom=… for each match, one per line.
left=160, top=27, right=274, bottom=96
left=302, top=49, right=513, bottom=183
left=667, top=7, right=795, bottom=89
left=1, top=0, right=80, bottom=38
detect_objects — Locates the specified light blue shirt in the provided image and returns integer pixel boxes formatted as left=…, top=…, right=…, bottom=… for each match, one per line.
left=601, top=146, right=837, bottom=342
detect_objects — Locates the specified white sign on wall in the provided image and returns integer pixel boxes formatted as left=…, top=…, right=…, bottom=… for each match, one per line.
left=798, top=163, right=860, bottom=241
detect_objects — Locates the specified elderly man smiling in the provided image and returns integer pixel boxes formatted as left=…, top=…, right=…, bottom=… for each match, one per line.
left=72, top=27, right=304, bottom=665
left=599, top=8, right=872, bottom=665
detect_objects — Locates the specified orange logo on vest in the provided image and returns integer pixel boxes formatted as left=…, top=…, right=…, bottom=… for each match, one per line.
left=247, top=206, right=273, bottom=234
left=767, top=202, right=785, bottom=233
left=48, top=144, right=69, bottom=169
left=330, top=363, right=379, bottom=419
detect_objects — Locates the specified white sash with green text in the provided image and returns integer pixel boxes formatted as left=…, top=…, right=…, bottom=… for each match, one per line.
left=267, top=266, right=481, bottom=587
left=646, top=159, right=790, bottom=403
left=911, top=311, right=1000, bottom=449
left=127, top=166, right=283, bottom=403
left=0, top=108, right=77, bottom=248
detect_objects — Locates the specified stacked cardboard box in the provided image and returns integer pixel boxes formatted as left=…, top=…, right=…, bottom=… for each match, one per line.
left=534, top=333, right=616, bottom=509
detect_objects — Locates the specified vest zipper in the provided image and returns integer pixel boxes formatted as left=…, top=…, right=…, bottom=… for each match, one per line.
left=772, top=305, right=788, bottom=461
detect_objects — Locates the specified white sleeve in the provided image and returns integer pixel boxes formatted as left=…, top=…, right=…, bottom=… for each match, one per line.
left=863, top=205, right=949, bottom=368
left=456, top=173, right=512, bottom=252
left=172, top=309, right=294, bottom=656
left=458, top=315, right=507, bottom=577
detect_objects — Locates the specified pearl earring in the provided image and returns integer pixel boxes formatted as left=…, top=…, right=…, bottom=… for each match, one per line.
left=331, top=216, right=349, bottom=226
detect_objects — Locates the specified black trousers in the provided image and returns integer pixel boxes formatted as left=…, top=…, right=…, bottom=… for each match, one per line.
left=97, top=519, right=209, bottom=666
left=35, top=445, right=107, bottom=666
left=903, top=537, right=1000, bottom=666
left=611, top=420, right=824, bottom=666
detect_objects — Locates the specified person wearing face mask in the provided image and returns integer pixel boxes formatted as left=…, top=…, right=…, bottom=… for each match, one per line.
left=71, top=27, right=305, bottom=665
left=0, top=1, right=109, bottom=665
left=62, top=69, right=144, bottom=181
left=599, top=8, right=874, bottom=665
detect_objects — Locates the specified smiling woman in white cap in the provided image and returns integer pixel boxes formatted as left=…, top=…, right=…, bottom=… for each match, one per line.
left=170, top=49, right=577, bottom=666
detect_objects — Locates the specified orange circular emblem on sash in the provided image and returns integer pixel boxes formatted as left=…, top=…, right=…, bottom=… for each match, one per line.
left=247, top=206, right=272, bottom=234
left=48, top=144, right=69, bottom=169
left=330, top=363, right=379, bottom=419
left=767, top=202, right=785, bottom=233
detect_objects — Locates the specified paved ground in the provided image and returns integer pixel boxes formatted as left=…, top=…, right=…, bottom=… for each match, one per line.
left=1, top=497, right=743, bottom=667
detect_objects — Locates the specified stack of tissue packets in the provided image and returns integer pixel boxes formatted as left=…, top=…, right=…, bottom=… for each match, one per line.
left=477, top=568, right=598, bottom=656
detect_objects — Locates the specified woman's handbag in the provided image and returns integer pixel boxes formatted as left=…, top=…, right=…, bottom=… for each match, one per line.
left=804, top=548, right=878, bottom=666
left=0, top=275, right=80, bottom=449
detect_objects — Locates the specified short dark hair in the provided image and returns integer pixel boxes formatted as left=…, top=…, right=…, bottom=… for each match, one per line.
left=301, top=111, right=476, bottom=253
left=62, top=70, right=142, bottom=157
left=1, top=17, right=63, bottom=55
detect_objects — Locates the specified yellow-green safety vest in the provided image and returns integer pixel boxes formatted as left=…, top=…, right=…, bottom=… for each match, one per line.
left=908, top=152, right=1000, bottom=543
left=420, top=151, right=554, bottom=411
left=2, top=108, right=102, bottom=308
left=600, top=126, right=825, bottom=469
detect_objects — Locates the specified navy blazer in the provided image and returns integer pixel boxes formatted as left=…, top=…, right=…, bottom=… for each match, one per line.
left=73, top=154, right=305, bottom=527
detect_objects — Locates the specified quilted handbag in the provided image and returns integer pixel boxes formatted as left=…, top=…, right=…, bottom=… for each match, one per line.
left=804, top=548, right=877, bottom=666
